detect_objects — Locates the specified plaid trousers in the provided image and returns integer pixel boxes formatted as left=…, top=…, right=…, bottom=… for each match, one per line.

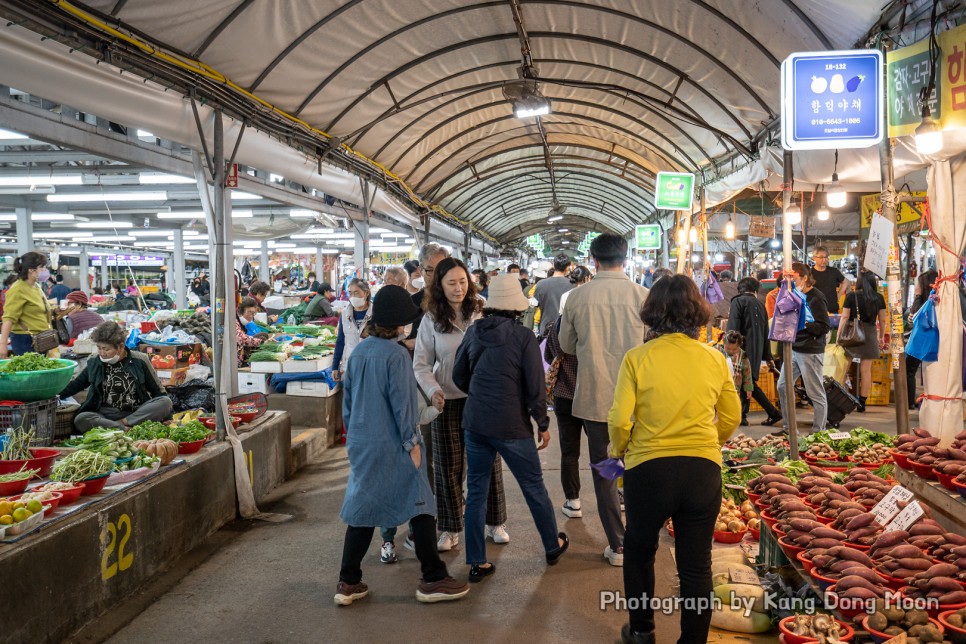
left=432, top=397, right=506, bottom=533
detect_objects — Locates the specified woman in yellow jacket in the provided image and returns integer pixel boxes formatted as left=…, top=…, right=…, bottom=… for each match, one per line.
left=607, top=274, right=741, bottom=644
left=0, top=251, right=53, bottom=358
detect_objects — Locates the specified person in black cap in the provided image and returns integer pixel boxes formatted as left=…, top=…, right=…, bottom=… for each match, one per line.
left=304, top=282, right=338, bottom=325
left=336, top=285, right=469, bottom=606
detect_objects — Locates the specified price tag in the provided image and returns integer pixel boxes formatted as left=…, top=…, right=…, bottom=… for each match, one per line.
left=870, top=486, right=914, bottom=526
left=886, top=500, right=925, bottom=532
left=883, top=632, right=907, bottom=644
left=828, top=432, right=852, bottom=440
left=729, top=566, right=761, bottom=586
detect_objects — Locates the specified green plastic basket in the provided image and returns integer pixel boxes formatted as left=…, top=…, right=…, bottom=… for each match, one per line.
left=0, top=359, right=77, bottom=402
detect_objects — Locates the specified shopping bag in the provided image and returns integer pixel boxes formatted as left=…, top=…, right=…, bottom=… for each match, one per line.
left=702, top=272, right=724, bottom=305
left=823, top=344, right=850, bottom=383
left=591, top=458, right=625, bottom=481
left=906, top=297, right=939, bottom=362
left=769, top=281, right=802, bottom=343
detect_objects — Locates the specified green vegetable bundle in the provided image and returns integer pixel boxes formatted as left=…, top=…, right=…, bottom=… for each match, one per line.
left=799, top=428, right=893, bottom=456
left=50, top=450, right=114, bottom=482
left=258, top=341, right=285, bottom=353
left=0, top=353, right=62, bottom=373
left=0, top=468, right=40, bottom=482
left=76, top=428, right=134, bottom=458
left=297, top=345, right=332, bottom=357
left=1, top=425, right=35, bottom=460
left=115, top=450, right=160, bottom=471
left=248, top=351, right=287, bottom=363
left=124, top=419, right=210, bottom=443
left=127, top=420, right=169, bottom=441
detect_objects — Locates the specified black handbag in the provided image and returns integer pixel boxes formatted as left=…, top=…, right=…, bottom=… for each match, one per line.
left=837, top=317, right=866, bottom=348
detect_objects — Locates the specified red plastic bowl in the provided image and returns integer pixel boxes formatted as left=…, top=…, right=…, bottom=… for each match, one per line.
left=954, top=480, right=966, bottom=502
left=809, top=568, right=839, bottom=592
left=178, top=438, right=207, bottom=454
left=746, top=491, right=762, bottom=505
left=827, top=583, right=879, bottom=619
left=227, top=409, right=258, bottom=424
left=7, top=491, right=61, bottom=516
left=797, top=550, right=815, bottom=574
left=815, top=513, right=835, bottom=525
left=0, top=477, right=29, bottom=495
left=79, top=474, right=110, bottom=496
left=890, top=449, right=912, bottom=470
left=911, top=460, right=939, bottom=480
left=779, top=615, right=855, bottom=644
left=938, top=610, right=966, bottom=644
left=39, top=483, right=84, bottom=505
left=900, top=586, right=966, bottom=618
left=779, top=536, right=807, bottom=559
left=200, top=416, right=240, bottom=431
left=864, top=614, right=945, bottom=643
left=713, top=529, right=746, bottom=544
left=0, top=447, right=61, bottom=478
left=937, top=469, right=959, bottom=491
left=843, top=541, right=872, bottom=552
left=748, top=526, right=759, bottom=541
left=874, top=569, right=910, bottom=591
left=760, top=510, right=779, bottom=531
left=856, top=460, right=884, bottom=470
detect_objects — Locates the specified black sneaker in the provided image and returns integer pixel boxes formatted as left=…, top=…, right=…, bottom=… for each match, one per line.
left=416, top=576, right=470, bottom=603
left=740, top=417, right=749, bottom=426
left=469, top=563, right=495, bottom=583
left=546, top=532, right=569, bottom=565
left=761, top=415, right=783, bottom=426
left=621, top=624, right=656, bottom=644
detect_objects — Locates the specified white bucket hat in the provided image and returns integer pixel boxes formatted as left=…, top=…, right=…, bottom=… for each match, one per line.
left=484, top=273, right=530, bottom=311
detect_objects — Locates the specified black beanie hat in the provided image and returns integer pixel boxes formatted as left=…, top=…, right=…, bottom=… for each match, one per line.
left=371, top=285, right=421, bottom=327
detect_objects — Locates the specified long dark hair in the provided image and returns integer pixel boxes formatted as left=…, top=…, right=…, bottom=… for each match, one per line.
left=13, top=251, right=47, bottom=281
left=424, top=257, right=480, bottom=333
left=640, top=274, right=711, bottom=340
left=855, top=270, right=881, bottom=322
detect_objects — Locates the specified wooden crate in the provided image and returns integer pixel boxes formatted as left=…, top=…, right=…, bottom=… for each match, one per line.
left=749, top=364, right=779, bottom=412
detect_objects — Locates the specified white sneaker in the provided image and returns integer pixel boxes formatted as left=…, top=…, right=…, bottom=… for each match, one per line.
left=562, top=499, right=582, bottom=518
left=403, top=536, right=415, bottom=551
left=486, top=524, right=510, bottom=544
left=437, top=531, right=459, bottom=552
left=618, top=489, right=625, bottom=512
left=604, top=546, right=624, bottom=567
left=380, top=541, right=397, bottom=564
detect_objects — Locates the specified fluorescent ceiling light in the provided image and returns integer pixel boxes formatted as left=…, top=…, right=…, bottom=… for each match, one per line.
left=515, top=103, right=550, bottom=118
left=47, top=191, right=167, bottom=202
left=232, top=209, right=254, bottom=218
left=130, top=230, right=179, bottom=237
left=558, top=228, right=568, bottom=233
left=36, top=231, right=94, bottom=238
left=89, top=235, right=136, bottom=241
left=291, top=247, right=324, bottom=253
left=268, top=242, right=296, bottom=248
left=139, top=173, right=194, bottom=185
left=0, top=129, right=27, bottom=139
left=230, top=191, right=263, bottom=200
left=82, top=221, right=135, bottom=229
left=133, top=241, right=173, bottom=247
left=0, top=176, right=83, bottom=186
left=137, top=130, right=155, bottom=138
left=547, top=215, right=563, bottom=222
left=370, top=227, right=390, bottom=234
left=318, top=233, right=356, bottom=239
left=31, top=213, right=75, bottom=221
left=289, top=209, right=318, bottom=218
left=157, top=212, right=203, bottom=220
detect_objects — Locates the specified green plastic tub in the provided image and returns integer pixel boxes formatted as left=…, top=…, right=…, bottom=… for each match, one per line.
left=0, top=359, right=77, bottom=402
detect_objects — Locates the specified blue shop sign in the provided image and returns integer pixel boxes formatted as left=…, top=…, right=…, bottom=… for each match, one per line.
left=781, top=49, right=884, bottom=150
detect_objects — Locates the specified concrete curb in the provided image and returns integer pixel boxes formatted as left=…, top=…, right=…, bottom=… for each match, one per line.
left=288, top=427, right=330, bottom=476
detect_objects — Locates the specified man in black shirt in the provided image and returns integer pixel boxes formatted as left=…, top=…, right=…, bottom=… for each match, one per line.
left=810, top=246, right=848, bottom=314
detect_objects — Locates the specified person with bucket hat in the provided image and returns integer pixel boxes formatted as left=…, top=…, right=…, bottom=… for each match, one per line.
left=61, top=290, right=105, bottom=340
left=453, top=274, right=569, bottom=582
left=336, top=284, right=469, bottom=606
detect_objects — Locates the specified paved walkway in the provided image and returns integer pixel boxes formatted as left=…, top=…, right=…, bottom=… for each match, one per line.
left=93, top=403, right=910, bottom=643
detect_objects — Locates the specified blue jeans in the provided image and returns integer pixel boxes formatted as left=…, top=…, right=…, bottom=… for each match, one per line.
left=9, top=333, right=32, bottom=356
left=464, top=430, right=559, bottom=565
left=777, top=350, right=827, bottom=432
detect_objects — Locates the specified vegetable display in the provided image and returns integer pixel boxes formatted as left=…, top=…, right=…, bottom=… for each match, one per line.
left=864, top=607, right=943, bottom=641
left=126, top=419, right=210, bottom=443
left=132, top=439, right=178, bottom=466
left=1, top=425, right=35, bottom=460
left=248, top=351, right=287, bottom=363
left=800, top=428, right=893, bottom=457
left=74, top=428, right=134, bottom=458
left=116, top=451, right=160, bottom=471
left=49, top=450, right=114, bottom=482
left=0, top=468, right=39, bottom=482
left=781, top=615, right=849, bottom=643
left=127, top=421, right=169, bottom=441
left=0, top=353, right=63, bottom=373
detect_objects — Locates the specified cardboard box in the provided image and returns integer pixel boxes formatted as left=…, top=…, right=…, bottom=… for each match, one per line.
left=238, top=371, right=270, bottom=395
left=156, top=366, right=189, bottom=387
left=250, top=360, right=283, bottom=373
left=140, top=342, right=204, bottom=367
left=285, top=380, right=335, bottom=398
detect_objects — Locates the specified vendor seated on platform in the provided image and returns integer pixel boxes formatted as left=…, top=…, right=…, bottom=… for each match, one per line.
left=61, top=291, right=104, bottom=340
left=304, top=282, right=339, bottom=326
left=59, top=321, right=173, bottom=433
left=237, top=296, right=270, bottom=367
left=248, top=281, right=277, bottom=324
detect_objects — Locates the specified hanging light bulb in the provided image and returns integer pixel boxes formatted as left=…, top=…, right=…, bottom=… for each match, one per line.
left=725, top=216, right=735, bottom=240
left=915, top=111, right=944, bottom=155
left=826, top=150, right=846, bottom=208
left=817, top=205, right=830, bottom=221
left=676, top=227, right=685, bottom=245
left=689, top=227, right=698, bottom=244
left=785, top=201, right=802, bottom=226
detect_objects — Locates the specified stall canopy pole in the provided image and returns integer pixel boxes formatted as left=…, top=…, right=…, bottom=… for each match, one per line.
left=259, top=241, right=270, bottom=284
left=211, top=112, right=228, bottom=442
left=78, top=246, right=90, bottom=296
left=878, top=127, right=911, bottom=435
left=782, top=149, right=799, bottom=459
left=172, top=229, right=186, bottom=309
left=15, top=206, right=31, bottom=257
left=676, top=212, right=691, bottom=274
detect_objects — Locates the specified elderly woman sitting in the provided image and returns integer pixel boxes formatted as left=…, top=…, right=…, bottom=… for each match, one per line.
left=59, top=321, right=173, bottom=432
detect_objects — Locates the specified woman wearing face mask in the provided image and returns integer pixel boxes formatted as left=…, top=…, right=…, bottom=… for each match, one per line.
left=61, top=291, right=105, bottom=340
left=414, top=257, right=508, bottom=552
left=0, top=251, right=54, bottom=358
left=332, top=279, right=372, bottom=382
left=59, top=321, right=173, bottom=432
left=404, top=260, right=424, bottom=295
left=236, top=297, right=270, bottom=367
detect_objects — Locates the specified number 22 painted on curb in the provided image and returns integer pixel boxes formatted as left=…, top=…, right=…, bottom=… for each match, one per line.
left=101, top=513, right=134, bottom=580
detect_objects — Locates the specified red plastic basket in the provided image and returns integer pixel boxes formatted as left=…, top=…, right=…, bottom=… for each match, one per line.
left=227, top=393, right=267, bottom=420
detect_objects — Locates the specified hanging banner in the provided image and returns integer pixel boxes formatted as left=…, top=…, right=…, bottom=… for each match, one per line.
left=635, top=224, right=661, bottom=249
left=781, top=49, right=884, bottom=150
left=860, top=193, right=925, bottom=227
left=939, top=22, right=966, bottom=131
left=747, top=216, right=774, bottom=238
left=654, top=172, right=695, bottom=210
left=90, top=254, right=165, bottom=267
left=864, top=213, right=894, bottom=278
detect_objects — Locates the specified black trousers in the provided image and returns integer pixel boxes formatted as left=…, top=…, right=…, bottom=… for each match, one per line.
left=339, top=514, right=448, bottom=585
left=906, top=355, right=922, bottom=406
left=745, top=380, right=780, bottom=419
left=553, top=397, right=584, bottom=500
left=623, top=457, right=721, bottom=644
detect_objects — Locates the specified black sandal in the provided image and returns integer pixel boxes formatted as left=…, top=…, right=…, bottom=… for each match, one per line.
left=546, top=532, right=569, bottom=565
left=469, top=563, right=495, bottom=583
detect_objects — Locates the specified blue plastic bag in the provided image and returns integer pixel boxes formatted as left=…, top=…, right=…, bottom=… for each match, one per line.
left=125, top=328, right=141, bottom=349
left=590, top=458, right=625, bottom=481
left=906, top=296, right=939, bottom=362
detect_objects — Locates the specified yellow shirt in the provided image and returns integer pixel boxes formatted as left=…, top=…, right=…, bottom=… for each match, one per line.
left=2, top=280, right=51, bottom=334
left=607, top=333, right=741, bottom=470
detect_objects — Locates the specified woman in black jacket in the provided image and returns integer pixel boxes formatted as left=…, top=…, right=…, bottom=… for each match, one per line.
left=453, top=274, right=568, bottom=583
left=727, top=277, right=781, bottom=426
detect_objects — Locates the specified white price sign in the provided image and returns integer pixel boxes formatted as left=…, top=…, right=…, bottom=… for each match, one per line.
left=828, top=432, right=852, bottom=440
left=886, top=500, right=925, bottom=532
left=871, top=486, right=914, bottom=526
left=729, top=566, right=761, bottom=586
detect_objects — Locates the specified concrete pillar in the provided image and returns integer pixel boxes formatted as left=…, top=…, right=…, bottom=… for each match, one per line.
left=78, top=246, right=90, bottom=295
left=315, top=246, right=324, bottom=283
left=100, top=253, right=109, bottom=291
left=259, top=241, right=270, bottom=283
left=353, top=220, right=369, bottom=277
left=172, top=229, right=186, bottom=309
left=15, top=206, right=32, bottom=257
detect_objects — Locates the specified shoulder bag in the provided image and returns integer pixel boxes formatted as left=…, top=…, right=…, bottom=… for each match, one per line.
left=19, top=289, right=58, bottom=354
left=837, top=315, right=866, bottom=348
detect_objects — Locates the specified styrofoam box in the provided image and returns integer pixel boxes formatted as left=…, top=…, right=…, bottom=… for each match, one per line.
left=250, top=361, right=283, bottom=373
left=238, top=372, right=270, bottom=395
left=282, top=359, right=325, bottom=373
left=285, top=380, right=335, bottom=398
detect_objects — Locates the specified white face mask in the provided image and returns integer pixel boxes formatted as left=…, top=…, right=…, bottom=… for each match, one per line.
left=349, top=296, right=366, bottom=308
left=402, top=323, right=413, bottom=336
left=100, top=354, right=121, bottom=365
left=411, top=277, right=425, bottom=290
left=239, top=316, right=251, bottom=326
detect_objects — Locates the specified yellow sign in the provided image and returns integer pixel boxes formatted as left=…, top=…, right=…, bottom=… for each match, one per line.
left=941, top=23, right=966, bottom=131
left=860, top=193, right=925, bottom=228
left=101, top=513, right=135, bottom=580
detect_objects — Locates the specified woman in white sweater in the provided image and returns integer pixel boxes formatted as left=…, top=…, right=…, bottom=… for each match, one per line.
left=413, top=257, right=508, bottom=552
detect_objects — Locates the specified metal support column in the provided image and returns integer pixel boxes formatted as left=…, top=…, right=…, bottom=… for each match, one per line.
left=782, top=150, right=799, bottom=458
left=355, top=179, right=373, bottom=276
left=259, top=241, right=270, bottom=284
left=172, top=229, right=187, bottom=309
left=315, top=246, right=324, bottom=285
left=78, top=247, right=90, bottom=295
left=211, top=112, right=228, bottom=441
left=675, top=212, right=691, bottom=274
left=100, top=253, right=109, bottom=291
left=15, top=206, right=32, bottom=257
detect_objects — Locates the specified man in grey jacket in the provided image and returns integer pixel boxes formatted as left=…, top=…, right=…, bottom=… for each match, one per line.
left=559, top=233, right=648, bottom=567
